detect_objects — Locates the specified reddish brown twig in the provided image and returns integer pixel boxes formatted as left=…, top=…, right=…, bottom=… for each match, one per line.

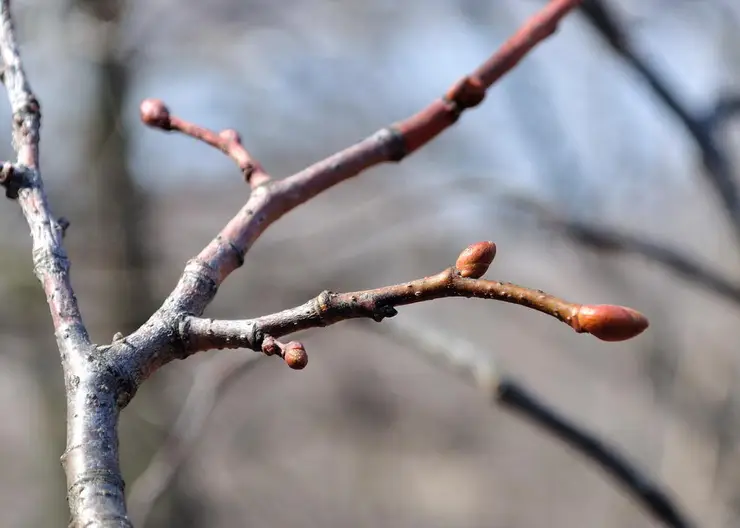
left=137, top=0, right=584, bottom=317
left=0, top=1, right=608, bottom=524
left=182, top=242, right=648, bottom=362
left=139, top=98, right=270, bottom=188
left=398, top=0, right=581, bottom=154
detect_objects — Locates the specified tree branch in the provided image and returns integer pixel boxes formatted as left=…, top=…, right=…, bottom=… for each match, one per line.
left=370, top=318, right=694, bottom=528
left=0, top=1, right=132, bottom=526
left=579, top=0, right=740, bottom=244
left=702, top=94, right=740, bottom=132
left=0, top=1, right=660, bottom=525
left=131, top=0, right=584, bottom=325
left=180, top=242, right=648, bottom=369
left=511, top=196, right=740, bottom=306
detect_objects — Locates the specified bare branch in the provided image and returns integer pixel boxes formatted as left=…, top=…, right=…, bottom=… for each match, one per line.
left=136, top=0, right=584, bottom=325
left=0, top=0, right=86, bottom=348
left=181, top=242, right=649, bottom=366
left=370, top=319, right=694, bottom=528
left=512, top=196, right=740, bottom=305
left=2, top=1, right=664, bottom=525
left=0, top=2, right=131, bottom=526
left=702, top=94, right=740, bottom=133
left=139, top=98, right=271, bottom=188
left=579, top=0, right=740, bottom=244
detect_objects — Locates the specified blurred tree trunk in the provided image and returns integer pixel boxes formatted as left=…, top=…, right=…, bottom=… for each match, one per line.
left=70, top=1, right=203, bottom=525
left=74, top=0, right=152, bottom=337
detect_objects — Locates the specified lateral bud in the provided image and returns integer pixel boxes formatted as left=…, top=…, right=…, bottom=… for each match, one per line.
left=572, top=304, right=649, bottom=342
left=283, top=341, right=308, bottom=370
left=455, top=241, right=496, bottom=279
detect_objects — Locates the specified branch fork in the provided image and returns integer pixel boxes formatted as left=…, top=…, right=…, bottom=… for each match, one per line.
left=0, top=1, right=683, bottom=526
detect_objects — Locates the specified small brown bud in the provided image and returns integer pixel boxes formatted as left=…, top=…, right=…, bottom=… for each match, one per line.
left=456, top=241, right=496, bottom=279
left=572, top=304, right=649, bottom=342
left=139, top=98, right=171, bottom=129
left=284, top=341, right=308, bottom=370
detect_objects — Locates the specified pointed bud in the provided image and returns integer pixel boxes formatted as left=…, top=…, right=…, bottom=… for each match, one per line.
left=456, top=241, right=496, bottom=279
left=572, top=304, right=649, bottom=342
left=284, top=341, right=308, bottom=370
left=139, top=98, right=171, bottom=129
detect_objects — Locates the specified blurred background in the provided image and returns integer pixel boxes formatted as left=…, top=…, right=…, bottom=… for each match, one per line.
left=0, top=0, right=738, bottom=526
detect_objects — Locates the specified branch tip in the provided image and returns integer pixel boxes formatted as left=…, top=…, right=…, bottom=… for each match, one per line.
left=571, top=304, right=649, bottom=342
left=139, top=98, right=171, bottom=130
left=139, top=98, right=270, bottom=187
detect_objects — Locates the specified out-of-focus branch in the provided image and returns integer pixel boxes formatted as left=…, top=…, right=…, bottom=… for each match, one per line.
left=369, top=318, right=694, bottom=528
left=127, top=354, right=262, bottom=527
left=511, top=196, right=740, bottom=305
left=180, top=242, right=649, bottom=368
left=579, top=0, right=740, bottom=243
left=702, top=94, right=740, bottom=132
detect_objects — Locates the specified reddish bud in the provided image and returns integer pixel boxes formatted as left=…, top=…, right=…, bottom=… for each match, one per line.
left=456, top=241, right=496, bottom=279
left=571, top=304, right=649, bottom=342
left=139, top=98, right=171, bottom=129
left=284, top=341, right=308, bottom=370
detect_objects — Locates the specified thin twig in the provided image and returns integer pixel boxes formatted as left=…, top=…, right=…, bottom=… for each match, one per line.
left=180, top=242, right=649, bottom=368
left=702, top=94, right=740, bottom=132
left=369, top=318, right=694, bottom=528
left=139, top=99, right=271, bottom=188
left=135, top=0, right=585, bottom=325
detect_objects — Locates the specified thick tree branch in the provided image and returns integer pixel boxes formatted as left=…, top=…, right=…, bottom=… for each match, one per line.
left=181, top=242, right=648, bottom=369
left=0, top=2, right=132, bottom=526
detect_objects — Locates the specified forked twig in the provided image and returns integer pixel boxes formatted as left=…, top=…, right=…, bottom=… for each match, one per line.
left=180, top=242, right=648, bottom=369
left=0, top=1, right=663, bottom=525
